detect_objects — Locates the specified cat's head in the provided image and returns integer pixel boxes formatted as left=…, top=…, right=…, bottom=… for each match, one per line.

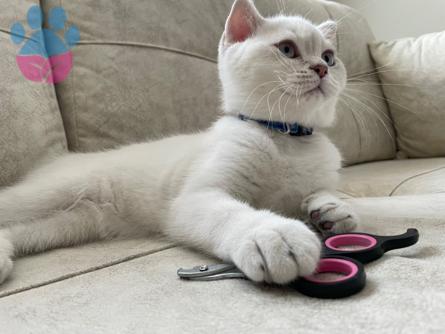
left=218, top=0, right=346, bottom=128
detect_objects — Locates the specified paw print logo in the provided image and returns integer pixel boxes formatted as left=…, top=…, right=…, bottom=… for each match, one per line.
left=10, top=5, right=79, bottom=84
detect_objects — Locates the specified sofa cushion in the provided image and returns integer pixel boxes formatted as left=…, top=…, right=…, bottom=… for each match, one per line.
left=1, top=197, right=444, bottom=333
left=369, top=31, right=445, bottom=158
left=43, top=0, right=224, bottom=152
left=0, top=1, right=67, bottom=186
left=0, top=237, right=174, bottom=298
left=43, top=0, right=395, bottom=165
left=338, top=158, right=445, bottom=197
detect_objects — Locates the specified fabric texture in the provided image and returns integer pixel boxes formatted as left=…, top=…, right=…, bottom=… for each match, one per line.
left=0, top=238, right=174, bottom=298
left=1, top=194, right=444, bottom=333
left=0, top=0, right=67, bottom=186
left=43, top=0, right=395, bottom=165
left=2, top=160, right=445, bottom=333
left=338, top=157, right=445, bottom=197
left=370, top=31, right=445, bottom=158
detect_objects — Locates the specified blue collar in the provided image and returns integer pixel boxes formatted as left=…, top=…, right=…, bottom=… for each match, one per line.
left=238, top=115, right=313, bottom=137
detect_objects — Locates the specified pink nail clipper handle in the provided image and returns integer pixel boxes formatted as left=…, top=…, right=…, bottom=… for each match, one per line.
left=325, top=234, right=377, bottom=251
left=304, top=258, right=359, bottom=283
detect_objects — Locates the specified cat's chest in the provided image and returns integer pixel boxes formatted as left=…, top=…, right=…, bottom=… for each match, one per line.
left=254, top=134, right=341, bottom=215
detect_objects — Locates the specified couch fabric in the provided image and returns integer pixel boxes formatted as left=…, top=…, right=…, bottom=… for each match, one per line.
left=370, top=31, right=445, bottom=158
left=0, top=0, right=444, bottom=333
left=0, top=0, right=67, bottom=187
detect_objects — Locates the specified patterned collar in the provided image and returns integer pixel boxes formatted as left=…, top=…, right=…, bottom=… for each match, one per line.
left=238, top=114, right=313, bottom=137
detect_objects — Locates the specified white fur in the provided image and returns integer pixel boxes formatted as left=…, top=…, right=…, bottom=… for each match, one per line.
left=0, top=0, right=358, bottom=284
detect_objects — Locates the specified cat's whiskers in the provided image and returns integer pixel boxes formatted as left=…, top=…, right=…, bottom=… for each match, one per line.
left=273, top=71, right=288, bottom=85
left=302, top=8, right=314, bottom=20
left=348, top=62, right=394, bottom=78
left=241, top=80, right=283, bottom=116
left=296, top=85, right=303, bottom=105
left=271, top=49, right=298, bottom=74
left=344, top=86, right=417, bottom=116
left=330, top=78, right=375, bottom=145
left=336, top=98, right=368, bottom=144
left=330, top=73, right=396, bottom=142
left=340, top=97, right=386, bottom=149
left=249, top=83, right=288, bottom=120
left=344, top=88, right=393, bottom=123
left=347, top=81, right=418, bottom=88
left=282, top=87, right=294, bottom=123
left=275, top=85, right=292, bottom=123
left=348, top=68, right=420, bottom=81
left=340, top=90, right=394, bottom=141
left=295, top=85, right=303, bottom=124
left=266, top=84, right=288, bottom=122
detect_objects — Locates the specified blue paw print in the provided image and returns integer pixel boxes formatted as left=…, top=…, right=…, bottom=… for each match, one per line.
left=11, top=5, right=80, bottom=58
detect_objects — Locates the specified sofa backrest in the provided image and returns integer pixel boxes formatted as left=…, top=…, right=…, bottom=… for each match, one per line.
left=0, top=0, right=397, bottom=187
left=48, top=0, right=396, bottom=165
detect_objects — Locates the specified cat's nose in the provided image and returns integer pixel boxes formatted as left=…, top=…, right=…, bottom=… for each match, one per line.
left=310, top=64, right=328, bottom=79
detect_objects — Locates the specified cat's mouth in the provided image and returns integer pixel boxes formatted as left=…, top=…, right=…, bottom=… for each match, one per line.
left=305, top=85, right=324, bottom=96
left=279, top=82, right=325, bottom=99
left=280, top=81, right=325, bottom=98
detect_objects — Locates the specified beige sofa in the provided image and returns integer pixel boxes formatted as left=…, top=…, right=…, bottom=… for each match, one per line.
left=0, top=0, right=444, bottom=333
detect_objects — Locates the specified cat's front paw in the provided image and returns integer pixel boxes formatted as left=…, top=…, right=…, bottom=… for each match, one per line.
left=303, top=193, right=359, bottom=235
left=232, top=219, right=321, bottom=284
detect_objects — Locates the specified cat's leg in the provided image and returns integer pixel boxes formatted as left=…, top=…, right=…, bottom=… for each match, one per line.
left=10, top=199, right=126, bottom=256
left=167, top=189, right=321, bottom=284
left=0, top=175, right=90, bottom=226
left=0, top=231, right=13, bottom=283
left=0, top=194, right=130, bottom=284
left=301, top=191, right=359, bottom=235
left=0, top=167, right=135, bottom=284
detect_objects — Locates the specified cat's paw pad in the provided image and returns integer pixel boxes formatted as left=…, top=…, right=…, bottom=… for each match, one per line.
left=233, top=219, right=321, bottom=284
left=308, top=200, right=359, bottom=235
left=0, top=255, right=13, bottom=284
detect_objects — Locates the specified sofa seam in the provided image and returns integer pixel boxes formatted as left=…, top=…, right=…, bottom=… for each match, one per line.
left=389, top=166, right=445, bottom=196
left=65, top=0, right=80, bottom=151
left=75, top=40, right=217, bottom=64
left=55, top=0, right=79, bottom=151
left=0, top=244, right=177, bottom=299
left=0, top=28, right=34, bottom=39
left=45, top=0, right=72, bottom=153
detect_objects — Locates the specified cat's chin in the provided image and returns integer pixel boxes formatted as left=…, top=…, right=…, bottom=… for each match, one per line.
left=305, top=86, right=325, bottom=97
left=279, top=84, right=331, bottom=101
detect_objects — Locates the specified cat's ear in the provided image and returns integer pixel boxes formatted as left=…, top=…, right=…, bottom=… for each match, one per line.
left=318, top=20, right=337, bottom=46
left=224, top=0, right=264, bottom=44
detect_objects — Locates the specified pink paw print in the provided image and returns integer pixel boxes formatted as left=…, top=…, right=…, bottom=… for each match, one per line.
left=11, top=5, right=79, bottom=84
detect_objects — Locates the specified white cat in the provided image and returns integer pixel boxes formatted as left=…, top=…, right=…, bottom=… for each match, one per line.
left=0, top=0, right=359, bottom=285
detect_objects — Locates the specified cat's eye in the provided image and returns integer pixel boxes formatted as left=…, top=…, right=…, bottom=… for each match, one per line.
left=322, top=50, right=336, bottom=67
left=277, top=40, right=299, bottom=59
